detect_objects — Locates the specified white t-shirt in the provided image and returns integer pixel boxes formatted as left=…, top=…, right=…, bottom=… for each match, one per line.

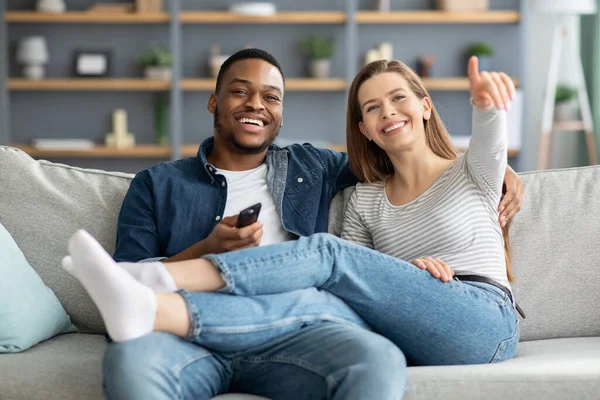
left=216, top=164, right=294, bottom=246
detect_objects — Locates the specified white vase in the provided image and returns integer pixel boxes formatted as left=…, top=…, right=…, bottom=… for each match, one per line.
left=554, top=101, right=577, bottom=121
left=145, top=67, right=172, bottom=81
left=309, top=59, right=331, bottom=79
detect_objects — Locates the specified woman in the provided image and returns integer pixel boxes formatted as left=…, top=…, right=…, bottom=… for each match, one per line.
left=63, top=56, right=520, bottom=368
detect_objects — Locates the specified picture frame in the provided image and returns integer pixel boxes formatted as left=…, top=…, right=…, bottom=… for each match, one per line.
left=73, top=50, right=112, bottom=77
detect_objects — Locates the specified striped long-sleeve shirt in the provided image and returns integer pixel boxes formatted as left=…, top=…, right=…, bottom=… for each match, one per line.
left=341, top=106, right=510, bottom=290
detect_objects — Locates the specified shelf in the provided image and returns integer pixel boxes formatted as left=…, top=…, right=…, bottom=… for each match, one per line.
left=8, top=78, right=520, bottom=92
left=180, top=11, right=346, bottom=24
left=182, top=78, right=346, bottom=91
left=553, top=121, right=586, bottom=131
left=8, top=79, right=171, bottom=91
left=13, top=145, right=173, bottom=158
left=423, top=77, right=520, bottom=91
left=356, top=11, right=520, bottom=24
left=5, top=11, right=170, bottom=23
left=14, top=143, right=520, bottom=159
left=326, top=144, right=520, bottom=158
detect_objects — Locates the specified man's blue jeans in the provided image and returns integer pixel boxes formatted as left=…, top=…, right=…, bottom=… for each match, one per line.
left=195, top=233, right=519, bottom=366
left=103, top=322, right=407, bottom=399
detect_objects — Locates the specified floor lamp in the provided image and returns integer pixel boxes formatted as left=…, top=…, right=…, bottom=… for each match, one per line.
left=532, top=0, right=598, bottom=169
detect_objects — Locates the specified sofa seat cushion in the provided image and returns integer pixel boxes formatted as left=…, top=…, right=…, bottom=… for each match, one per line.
left=404, top=337, right=600, bottom=399
left=0, top=333, right=106, bottom=400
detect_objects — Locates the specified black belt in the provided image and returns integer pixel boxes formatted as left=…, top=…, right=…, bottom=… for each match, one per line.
left=454, top=274, right=526, bottom=319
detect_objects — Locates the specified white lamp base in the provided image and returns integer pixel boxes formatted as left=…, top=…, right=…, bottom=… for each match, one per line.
left=23, top=65, right=45, bottom=80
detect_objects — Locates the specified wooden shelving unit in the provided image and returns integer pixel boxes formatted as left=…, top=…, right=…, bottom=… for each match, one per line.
left=9, top=78, right=521, bottom=92
left=355, top=11, right=520, bottom=24
left=4, top=11, right=170, bottom=23
left=8, top=78, right=346, bottom=92
left=7, top=79, right=170, bottom=91
left=553, top=121, right=586, bottom=131
left=180, top=11, right=346, bottom=24
left=181, top=78, right=346, bottom=91
left=12, top=144, right=173, bottom=158
left=423, top=77, right=520, bottom=91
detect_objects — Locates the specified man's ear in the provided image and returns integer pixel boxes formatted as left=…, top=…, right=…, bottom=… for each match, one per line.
left=207, top=93, right=217, bottom=114
left=422, top=97, right=433, bottom=121
left=359, top=121, right=371, bottom=141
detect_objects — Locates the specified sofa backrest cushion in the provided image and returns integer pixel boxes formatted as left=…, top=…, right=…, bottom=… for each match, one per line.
left=0, top=147, right=133, bottom=334
left=330, top=165, right=600, bottom=342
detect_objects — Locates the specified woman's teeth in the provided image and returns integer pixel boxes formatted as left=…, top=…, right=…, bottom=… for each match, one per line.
left=383, top=121, right=407, bottom=133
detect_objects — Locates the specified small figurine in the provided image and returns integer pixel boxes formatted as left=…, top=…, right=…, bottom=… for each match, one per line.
left=106, top=109, right=135, bottom=149
left=417, top=55, right=437, bottom=78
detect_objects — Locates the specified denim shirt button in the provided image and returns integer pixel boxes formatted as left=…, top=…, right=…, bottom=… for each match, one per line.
left=297, top=178, right=303, bottom=183
left=221, top=181, right=226, bottom=187
left=215, top=216, right=221, bottom=221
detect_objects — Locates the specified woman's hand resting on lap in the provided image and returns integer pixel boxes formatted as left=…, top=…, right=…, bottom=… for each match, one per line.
left=412, top=257, right=454, bottom=283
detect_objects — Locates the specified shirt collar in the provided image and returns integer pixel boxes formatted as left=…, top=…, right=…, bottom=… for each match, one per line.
left=197, top=137, right=285, bottom=179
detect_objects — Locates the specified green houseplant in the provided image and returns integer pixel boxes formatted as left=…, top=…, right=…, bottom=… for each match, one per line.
left=554, top=84, right=578, bottom=121
left=301, top=36, right=335, bottom=79
left=137, top=47, right=172, bottom=80
left=465, top=42, right=494, bottom=72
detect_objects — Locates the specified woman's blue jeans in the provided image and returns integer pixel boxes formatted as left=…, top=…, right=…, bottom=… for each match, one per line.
left=180, top=233, right=519, bottom=366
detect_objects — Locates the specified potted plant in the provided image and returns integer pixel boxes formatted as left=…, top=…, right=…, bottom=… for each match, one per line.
left=554, top=84, right=578, bottom=121
left=301, top=36, right=335, bottom=79
left=465, top=42, right=493, bottom=72
left=138, top=47, right=172, bottom=80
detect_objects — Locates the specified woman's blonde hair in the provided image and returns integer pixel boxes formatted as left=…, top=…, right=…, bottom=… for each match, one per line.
left=346, top=59, right=514, bottom=282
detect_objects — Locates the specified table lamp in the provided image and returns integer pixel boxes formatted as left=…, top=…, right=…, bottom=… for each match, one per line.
left=16, top=36, right=49, bottom=80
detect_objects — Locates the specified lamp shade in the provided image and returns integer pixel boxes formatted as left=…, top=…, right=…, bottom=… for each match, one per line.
left=17, top=36, right=49, bottom=64
left=531, top=0, right=597, bottom=14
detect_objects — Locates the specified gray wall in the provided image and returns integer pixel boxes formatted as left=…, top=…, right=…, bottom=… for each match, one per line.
left=3, top=0, right=522, bottom=173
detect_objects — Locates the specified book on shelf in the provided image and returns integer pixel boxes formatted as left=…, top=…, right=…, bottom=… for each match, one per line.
left=31, top=139, right=95, bottom=150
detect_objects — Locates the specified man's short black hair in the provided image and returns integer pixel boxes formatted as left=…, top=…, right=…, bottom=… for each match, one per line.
left=215, top=48, right=285, bottom=93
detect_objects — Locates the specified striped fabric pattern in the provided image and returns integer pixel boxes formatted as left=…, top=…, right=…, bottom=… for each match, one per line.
left=341, top=107, right=511, bottom=289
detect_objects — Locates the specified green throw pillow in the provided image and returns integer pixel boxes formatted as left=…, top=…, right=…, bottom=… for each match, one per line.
left=0, top=223, right=77, bottom=353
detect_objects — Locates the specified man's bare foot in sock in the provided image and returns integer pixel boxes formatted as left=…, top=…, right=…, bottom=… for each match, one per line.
left=62, top=230, right=157, bottom=342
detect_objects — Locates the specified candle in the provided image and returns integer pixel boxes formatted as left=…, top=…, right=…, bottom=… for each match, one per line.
left=113, top=109, right=127, bottom=138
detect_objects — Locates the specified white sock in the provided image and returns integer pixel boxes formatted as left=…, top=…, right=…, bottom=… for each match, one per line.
left=118, top=262, right=177, bottom=293
left=62, top=230, right=157, bottom=343
left=63, top=258, right=177, bottom=293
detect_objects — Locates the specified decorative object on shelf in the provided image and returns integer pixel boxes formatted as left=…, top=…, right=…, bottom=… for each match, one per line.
left=554, top=84, right=579, bottom=121
left=136, top=0, right=163, bottom=13
left=375, top=0, right=391, bottom=12
left=364, top=42, right=394, bottom=65
left=229, top=3, right=277, bottom=16
left=465, top=42, right=493, bottom=72
left=138, top=47, right=172, bottom=80
left=73, top=50, right=111, bottom=77
left=155, top=93, right=169, bottom=146
left=36, top=0, right=66, bottom=13
left=31, top=138, right=94, bottom=150
left=436, top=0, right=489, bottom=12
left=208, top=45, right=230, bottom=78
left=88, top=3, right=134, bottom=13
left=105, top=109, right=135, bottom=149
left=16, top=36, right=49, bottom=80
left=417, top=55, right=437, bottom=78
left=301, top=36, right=335, bottom=79
left=532, top=0, right=597, bottom=169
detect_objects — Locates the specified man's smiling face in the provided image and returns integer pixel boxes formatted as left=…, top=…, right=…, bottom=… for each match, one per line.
left=208, top=58, right=284, bottom=154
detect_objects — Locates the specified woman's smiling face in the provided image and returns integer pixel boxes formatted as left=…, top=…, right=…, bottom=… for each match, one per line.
left=357, top=72, right=432, bottom=153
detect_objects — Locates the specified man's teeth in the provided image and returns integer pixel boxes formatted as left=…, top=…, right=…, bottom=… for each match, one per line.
left=383, top=121, right=407, bottom=133
left=239, top=118, right=264, bottom=127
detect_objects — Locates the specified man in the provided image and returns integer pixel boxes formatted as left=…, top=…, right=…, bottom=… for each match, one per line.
left=105, top=48, right=523, bottom=399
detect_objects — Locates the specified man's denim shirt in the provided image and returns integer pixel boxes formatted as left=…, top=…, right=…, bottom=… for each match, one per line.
left=113, top=137, right=358, bottom=262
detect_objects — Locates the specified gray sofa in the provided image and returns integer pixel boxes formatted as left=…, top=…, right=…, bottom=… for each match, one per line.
left=0, top=145, right=599, bottom=400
